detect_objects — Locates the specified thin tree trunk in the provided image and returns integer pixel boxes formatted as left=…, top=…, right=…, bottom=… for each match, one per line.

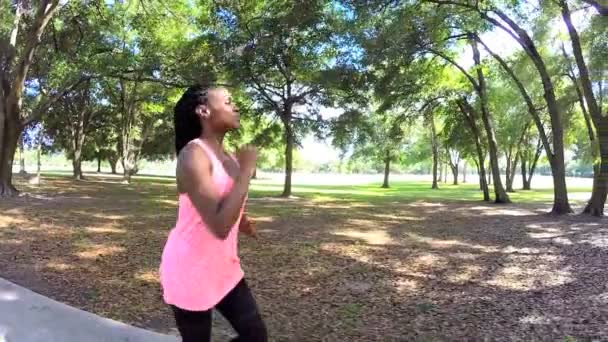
left=382, top=152, right=390, bottom=189
left=429, top=111, right=439, bottom=189
left=462, top=162, right=467, bottom=183
left=73, top=157, right=83, bottom=180
left=109, top=157, right=117, bottom=174
left=97, top=154, right=101, bottom=173
left=443, top=162, right=448, bottom=183
left=507, top=153, right=519, bottom=193
left=457, top=99, right=489, bottom=201
left=281, top=112, right=293, bottom=198
left=487, top=164, right=492, bottom=186
left=471, top=38, right=510, bottom=204
left=505, top=149, right=513, bottom=191
left=18, top=133, right=26, bottom=175
left=521, top=152, right=530, bottom=190
left=36, top=131, right=42, bottom=184
left=526, top=139, right=543, bottom=190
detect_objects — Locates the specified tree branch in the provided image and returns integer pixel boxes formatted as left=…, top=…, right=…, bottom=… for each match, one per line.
left=9, top=0, right=61, bottom=111
left=581, top=0, right=608, bottom=15
left=426, top=47, right=478, bottom=89
left=24, top=75, right=92, bottom=126
left=7, top=1, right=23, bottom=69
left=474, top=34, right=553, bottom=157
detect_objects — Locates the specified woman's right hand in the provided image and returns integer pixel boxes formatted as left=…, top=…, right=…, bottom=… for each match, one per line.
left=237, top=144, right=257, bottom=178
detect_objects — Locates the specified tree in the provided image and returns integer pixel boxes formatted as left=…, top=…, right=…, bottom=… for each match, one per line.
left=559, top=1, right=608, bottom=216
left=427, top=37, right=510, bottom=203
left=332, top=103, right=410, bottom=188
left=44, top=80, right=103, bottom=179
left=456, top=97, right=490, bottom=201
left=488, top=66, right=531, bottom=193
left=427, top=0, right=572, bottom=213
left=0, top=0, right=91, bottom=196
left=520, top=126, right=544, bottom=190
left=211, top=1, right=338, bottom=197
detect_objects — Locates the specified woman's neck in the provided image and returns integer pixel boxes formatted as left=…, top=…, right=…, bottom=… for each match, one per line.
left=200, top=131, right=225, bottom=152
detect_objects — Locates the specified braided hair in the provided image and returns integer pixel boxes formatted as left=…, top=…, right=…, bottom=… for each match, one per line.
left=173, top=85, right=210, bottom=155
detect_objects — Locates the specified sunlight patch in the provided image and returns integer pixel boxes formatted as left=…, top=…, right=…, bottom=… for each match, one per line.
left=135, top=270, right=160, bottom=283
left=447, top=265, right=482, bottom=284
left=46, top=261, right=74, bottom=271
left=485, top=255, right=573, bottom=291
left=333, top=228, right=392, bottom=245
left=85, top=226, right=126, bottom=234
left=478, top=208, right=535, bottom=216
left=0, top=216, right=27, bottom=227
left=413, top=253, right=448, bottom=268
left=520, top=313, right=553, bottom=324
left=395, top=278, right=419, bottom=293
left=0, top=290, right=18, bottom=301
left=76, top=245, right=125, bottom=259
left=408, top=202, right=444, bottom=208
left=501, top=246, right=545, bottom=254
left=373, top=213, right=424, bottom=221
left=0, top=238, right=22, bottom=245
left=580, top=232, right=608, bottom=248
left=405, top=233, right=499, bottom=252
left=251, top=216, right=275, bottom=223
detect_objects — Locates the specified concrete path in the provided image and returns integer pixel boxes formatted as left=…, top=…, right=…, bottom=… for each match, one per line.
left=0, top=277, right=178, bottom=342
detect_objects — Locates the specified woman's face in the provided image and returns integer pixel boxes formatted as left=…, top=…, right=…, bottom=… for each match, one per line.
left=204, top=88, right=240, bottom=131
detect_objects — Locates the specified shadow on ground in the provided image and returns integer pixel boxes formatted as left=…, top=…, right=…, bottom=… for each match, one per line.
left=0, top=174, right=606, bottom=341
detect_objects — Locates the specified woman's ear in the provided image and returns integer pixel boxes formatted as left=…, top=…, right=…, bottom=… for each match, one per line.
left=195, top=104, right=210, bottom=118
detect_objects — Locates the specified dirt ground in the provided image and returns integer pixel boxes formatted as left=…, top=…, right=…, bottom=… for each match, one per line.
left=1, top=174, right=607, bottom=341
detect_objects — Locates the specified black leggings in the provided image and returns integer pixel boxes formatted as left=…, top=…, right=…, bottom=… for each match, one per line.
left=171, top=279, right=267, bottom=342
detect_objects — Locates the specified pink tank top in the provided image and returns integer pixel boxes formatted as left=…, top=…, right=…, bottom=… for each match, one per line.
left=159, top=138, right=244, bottom=311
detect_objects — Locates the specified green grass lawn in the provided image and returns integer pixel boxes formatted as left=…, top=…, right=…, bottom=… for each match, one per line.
left=119, top=172, right=591, bottom=205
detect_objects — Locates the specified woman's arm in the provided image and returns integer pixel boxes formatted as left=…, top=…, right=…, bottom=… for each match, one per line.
left=177, top=144, right=254, bottom=239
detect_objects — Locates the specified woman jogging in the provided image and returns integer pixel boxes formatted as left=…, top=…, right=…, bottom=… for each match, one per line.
left=160, top=85, right=267, bottom=342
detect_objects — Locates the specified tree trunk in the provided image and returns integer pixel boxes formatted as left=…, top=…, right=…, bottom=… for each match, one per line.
left=97, top=154, right=102, bottom=173
left=506, top=154, right=518, bottom=193
left=382, top=153, right=390, bottom=189
left=429, top=110, right=439, bottom=189
left=443, top=162, right=448, bottom=183
left=583, top=124, right=608, bottom=216
left=462, top=162, right=467, bottom=183
left=73, top=157, right=83, bottom=180
left=505, top=149, right=512, bottom=191
left=252, top=168, right=257, bottom=179
left=521, top=152, right=530, bottom=190
left=18, top=133, right=26, bottom=175
left=281, top=113, right=294, bottom=198
left=0, top=120, right=21, bottom=197
left=471, top=38, right=510, bottom=204
left=121, top=156, right=137, bottom=183
left=457, top=99, right=489, bottom=201
left=487, top=165, right=492, bottom=186
left=451, top=163, right=458, bottom=185
left=36, top=132, right=42, bottom=184
left=560, top=1, right=607, bottom=216
left=109, top=157, right=118, bottom=174
left=526, top=140, right=542, bottom=190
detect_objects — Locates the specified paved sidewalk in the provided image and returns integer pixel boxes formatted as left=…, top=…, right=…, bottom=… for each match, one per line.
left=0, top=277, right=178, bottom=342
